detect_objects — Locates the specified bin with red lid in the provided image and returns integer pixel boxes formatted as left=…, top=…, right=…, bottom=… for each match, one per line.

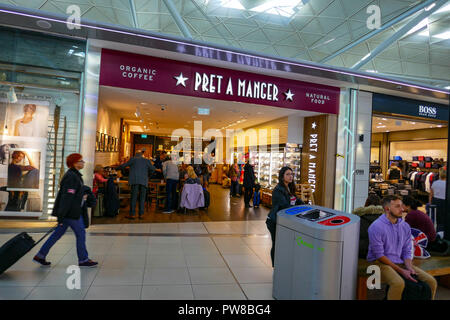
left=273, top=205, right=360, bottom=300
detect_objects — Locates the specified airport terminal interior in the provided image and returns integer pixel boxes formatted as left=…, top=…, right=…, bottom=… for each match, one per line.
left=0, top=0, right=449, bottom=301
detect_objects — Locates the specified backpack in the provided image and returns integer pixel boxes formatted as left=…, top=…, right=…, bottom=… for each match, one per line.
left=358, top=213, right=381, bottom=258
left=389, top=168, right=400, bottom=179
left=401, top=276, right=432, bottom=300
left=104, top=177, right=119, bottom=217
left=384, top=275, right=432, bottom=300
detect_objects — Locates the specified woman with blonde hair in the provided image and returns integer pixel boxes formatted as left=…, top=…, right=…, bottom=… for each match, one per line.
left=185, top=166, right=201, bottom=184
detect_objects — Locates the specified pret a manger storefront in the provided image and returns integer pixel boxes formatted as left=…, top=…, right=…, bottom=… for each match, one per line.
left=96, top=48, right=341, bottom=208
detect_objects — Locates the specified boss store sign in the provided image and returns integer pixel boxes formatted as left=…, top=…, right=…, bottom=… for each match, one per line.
left=372, top=93, right=449, bottom=121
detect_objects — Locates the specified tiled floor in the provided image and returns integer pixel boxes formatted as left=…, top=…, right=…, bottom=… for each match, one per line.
left=0, top=221, right=273, bottom=300
left=1, top=221, right=450, bottom=300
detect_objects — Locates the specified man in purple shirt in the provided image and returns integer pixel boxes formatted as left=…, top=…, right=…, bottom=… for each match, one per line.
left=367, top=195, right=437, bottom=300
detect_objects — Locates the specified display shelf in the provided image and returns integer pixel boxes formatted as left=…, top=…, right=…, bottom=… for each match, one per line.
left=284, top=143, right=301, bottom=185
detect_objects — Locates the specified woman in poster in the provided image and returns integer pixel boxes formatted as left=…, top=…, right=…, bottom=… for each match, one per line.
left=13, top=104, right=40, bottom=137
left=8, top=150, right=39, bottom=189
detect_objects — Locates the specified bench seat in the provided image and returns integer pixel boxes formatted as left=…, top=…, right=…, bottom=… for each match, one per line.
left=357, top=256, right=450, bottom=300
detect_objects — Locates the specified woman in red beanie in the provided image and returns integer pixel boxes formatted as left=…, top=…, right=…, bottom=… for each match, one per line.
left=33, top=153, right=98, bottom=267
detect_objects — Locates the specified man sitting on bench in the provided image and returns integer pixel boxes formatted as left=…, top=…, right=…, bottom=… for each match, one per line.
left=367, top=195, right=438, bottom=300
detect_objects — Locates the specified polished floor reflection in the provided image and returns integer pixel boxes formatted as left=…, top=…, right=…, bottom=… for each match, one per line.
left=92, top=184, right=270, bottom=224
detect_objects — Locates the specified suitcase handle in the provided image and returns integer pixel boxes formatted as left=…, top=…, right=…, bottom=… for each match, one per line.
left=34, top=225, right=58, bottom=247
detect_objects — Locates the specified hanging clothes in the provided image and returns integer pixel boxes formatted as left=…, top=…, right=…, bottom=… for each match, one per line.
left=425, top=172, right=433, bottom=193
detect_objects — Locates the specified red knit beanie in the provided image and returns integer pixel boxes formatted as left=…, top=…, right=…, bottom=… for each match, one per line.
left=66, top=153, right=83, bottom=168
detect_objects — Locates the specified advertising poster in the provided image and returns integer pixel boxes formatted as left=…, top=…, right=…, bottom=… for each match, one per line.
left=0, top=99, right=49, bottom=217
left=7, top=148, right=41, bottom=191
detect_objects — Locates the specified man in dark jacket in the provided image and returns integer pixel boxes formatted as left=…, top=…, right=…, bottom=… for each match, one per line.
left=243, top=157, right=255, bottom=208
left=116, top=149, right=155, bottom=219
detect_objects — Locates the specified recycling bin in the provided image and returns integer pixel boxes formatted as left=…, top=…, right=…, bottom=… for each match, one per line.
left=272, top=205, right=360, bottom=300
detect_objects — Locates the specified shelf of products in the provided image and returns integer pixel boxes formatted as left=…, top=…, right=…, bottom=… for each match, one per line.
left=258, top=152, right=271, bottom=188
left=284, top=143, right=302, bottom=185
left=270, top=151, right=284, bottom=188
left=232, top=145, right=302, bottom=189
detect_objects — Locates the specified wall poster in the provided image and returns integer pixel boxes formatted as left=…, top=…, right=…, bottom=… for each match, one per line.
left=0, top=99, right=49, bottom=217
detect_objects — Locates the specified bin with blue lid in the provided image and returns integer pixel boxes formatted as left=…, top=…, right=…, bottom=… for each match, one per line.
left=272, top=205, right=360, bottom=300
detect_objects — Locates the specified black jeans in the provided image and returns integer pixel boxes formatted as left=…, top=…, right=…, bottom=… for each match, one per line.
left=230, top=180, right=238, bottom=196
left=266, top=218, right=276, bottom=267
left=244, top=186, right=253, bottom=207
left=432, top=197, right=447, bottom=232
left=130, top=184, right=147, bottom=216
left=165, top=179, right=178, bottom=211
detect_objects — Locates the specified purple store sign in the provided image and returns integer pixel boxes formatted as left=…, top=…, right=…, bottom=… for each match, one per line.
left=99, top=49, right=340, bottom=114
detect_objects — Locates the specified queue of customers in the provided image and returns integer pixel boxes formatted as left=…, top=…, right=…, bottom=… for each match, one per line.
left=221, top=157, right=262, bottom=208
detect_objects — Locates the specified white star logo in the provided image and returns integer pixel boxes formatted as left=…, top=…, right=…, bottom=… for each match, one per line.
left=312, top=122, right=317, bottom=129
left=174, top=72, right=188, bottom=87
left=284, top=89, right=294, bottom=101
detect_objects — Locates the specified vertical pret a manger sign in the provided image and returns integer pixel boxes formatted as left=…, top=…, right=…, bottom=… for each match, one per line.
left=301, top=116, right=328, bottom=206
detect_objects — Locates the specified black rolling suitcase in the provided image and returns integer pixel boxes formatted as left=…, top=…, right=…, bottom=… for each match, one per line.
left=0, top=227, right=56, bottom=275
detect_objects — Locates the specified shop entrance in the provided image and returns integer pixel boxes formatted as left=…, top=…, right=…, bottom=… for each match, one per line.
left=91, top=86, right=321, bottom=224
left=369, top=114, right=448, bottom=210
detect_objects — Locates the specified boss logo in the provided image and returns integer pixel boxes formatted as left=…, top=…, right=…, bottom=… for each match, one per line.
left=419, top=105, right=437, bottom=116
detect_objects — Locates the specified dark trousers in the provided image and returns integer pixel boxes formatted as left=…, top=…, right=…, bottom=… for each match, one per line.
left=266, top=218, right=276, bottom=267
left=253, top=191, right=261, bottom=206
left=165, top=179, right=178, bottom=211
left=230, top=180, right=238, bottom=196
left=37, top=216, right=88, bottom=263
left=244, top=186, right=253, bottom=206
left=432, top=197, right=447, bottom=232
left=130, top=184, right=147, bottom=216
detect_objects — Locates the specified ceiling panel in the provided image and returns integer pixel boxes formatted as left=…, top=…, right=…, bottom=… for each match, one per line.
left=0, top=0, right=448, bottom=89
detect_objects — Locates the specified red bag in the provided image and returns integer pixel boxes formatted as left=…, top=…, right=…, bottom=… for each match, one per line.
left=425, top=163, right=431, bottom=168
left=411, top=163, right=418, bottom=168
left=418, top=156, right=425, bottom=161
